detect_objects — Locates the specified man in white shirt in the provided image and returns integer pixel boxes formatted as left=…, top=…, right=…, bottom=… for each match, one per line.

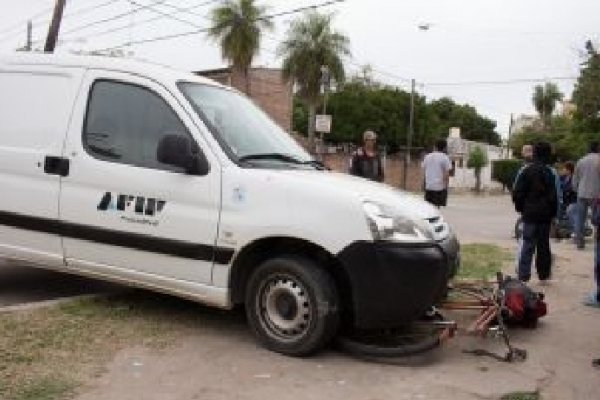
left=422, top=139, right=452, bottom=207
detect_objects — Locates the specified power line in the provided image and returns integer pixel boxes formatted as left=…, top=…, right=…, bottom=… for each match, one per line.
left=126, top=0, right=200, bottom=28
left=0, top=5, right=53, bottom=38
left=58, top=0, right=220, bottom=44
left=93, top=0, right=347, bottom=52
left=424, top=76, right=578, bottom=87
left=0, top=0, right=121, bottom=44
left=60, top=0, right=168, bottom=38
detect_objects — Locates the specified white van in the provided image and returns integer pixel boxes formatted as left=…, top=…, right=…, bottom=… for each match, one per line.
left=0, top=54, right=459, bottom=356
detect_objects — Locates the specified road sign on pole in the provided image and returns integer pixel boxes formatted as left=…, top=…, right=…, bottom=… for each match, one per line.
left=315, top=114, right=332, bottom=133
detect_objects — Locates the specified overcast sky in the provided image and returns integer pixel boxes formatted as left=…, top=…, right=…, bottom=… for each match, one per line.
left=1, top=0, right=598, bottom=138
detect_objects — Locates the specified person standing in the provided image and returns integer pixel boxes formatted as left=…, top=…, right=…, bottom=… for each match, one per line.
left=512, top=142, right=559, bottom=283
left=422, top=139, right=452, bottom=208
left=573, top=142, right=600, bottom=249
left=350, top=130, right=384, bottom=182
left=585, top=196, right=600, bottom=308
left=560, top=161, right=578, bottom=231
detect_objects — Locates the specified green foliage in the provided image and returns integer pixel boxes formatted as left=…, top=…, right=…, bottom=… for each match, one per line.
left=279, top=12, right=350, bottom=105
left=509, top=124, right=597, bottom=161
left=532, top=82, right=563, bottom=128
left=207, top=0, right=273, bottom=94
left=492, top=159, right=523, bottom=190
left=467, top=146, right=488, bottom=170
left=467, top=146, right=488, bottom=192
left=292, top=82, right=501, bottom=150
left=572, top=41, right=600, bottom=133
left=279, top=12, right=350, bottom=146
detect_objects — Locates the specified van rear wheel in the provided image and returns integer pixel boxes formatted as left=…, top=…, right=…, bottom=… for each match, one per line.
left=245, top=256, right=339, bottom=356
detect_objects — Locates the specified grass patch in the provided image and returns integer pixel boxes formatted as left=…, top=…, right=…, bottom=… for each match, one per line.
left=457, top=243, right=513, bottom=280
left=501, top=392, right=541, bottom=400
left=0, top=291, right=237, bottom=400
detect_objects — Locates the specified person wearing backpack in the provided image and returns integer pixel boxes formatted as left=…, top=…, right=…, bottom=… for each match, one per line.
left=512, top=141, right=560, bottom=283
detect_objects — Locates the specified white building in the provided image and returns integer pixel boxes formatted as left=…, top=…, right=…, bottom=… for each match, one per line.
left=446, top=128, right=508, bottom=191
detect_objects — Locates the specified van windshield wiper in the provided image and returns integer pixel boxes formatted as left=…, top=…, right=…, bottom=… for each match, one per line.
left=239, top=153, right=303, bottom=163
left=239, top=153, right=327, bottom=170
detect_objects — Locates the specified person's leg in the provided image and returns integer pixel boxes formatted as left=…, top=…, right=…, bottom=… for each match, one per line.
left=536, top=222, right=552, bottom=281
left=566, top=203, right=577, bottom=233
left=518, top=222, right=536, bottom=282
left=595, top=228, right=600, bottom=302
left=576, top=198, right=590, bottom=248
left=584, top=227, right=600, bottom=307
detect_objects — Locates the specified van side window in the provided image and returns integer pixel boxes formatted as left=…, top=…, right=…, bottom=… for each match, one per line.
left=83, top=80, right=193, bottom=172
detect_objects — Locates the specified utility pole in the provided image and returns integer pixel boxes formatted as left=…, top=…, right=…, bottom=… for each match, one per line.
left=403, top=78, right=416, bottom=189
left=507, top=113, right=514, bottom=159
left=44, top=0, right=67, bottom=53
left=25, top=21, right=32, bottom=51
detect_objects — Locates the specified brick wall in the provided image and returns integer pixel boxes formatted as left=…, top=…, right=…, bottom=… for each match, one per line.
left=322, top=153, right=424, bottom=192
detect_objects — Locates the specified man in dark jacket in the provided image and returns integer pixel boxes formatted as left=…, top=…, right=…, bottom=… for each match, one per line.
left=512, top=141, right=559, bottom=283
left=350, top=130, right=384, bottom=182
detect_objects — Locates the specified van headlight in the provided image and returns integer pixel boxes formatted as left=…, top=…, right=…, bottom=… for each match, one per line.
left=363, top=201, right=434, bottom=243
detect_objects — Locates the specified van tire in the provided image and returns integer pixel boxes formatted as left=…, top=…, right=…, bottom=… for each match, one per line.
left=245, top=256, right=340, bottom=356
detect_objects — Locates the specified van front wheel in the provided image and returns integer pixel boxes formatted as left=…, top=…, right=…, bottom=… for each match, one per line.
left=245, top=256, right=339, bottom=356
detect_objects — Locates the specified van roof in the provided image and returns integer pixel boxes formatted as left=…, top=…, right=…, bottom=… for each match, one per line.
left=0, top=52, right=221, bottom=87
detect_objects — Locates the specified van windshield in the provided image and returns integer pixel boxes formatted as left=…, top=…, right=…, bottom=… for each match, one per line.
left=178, top=82, right=314, bottom=167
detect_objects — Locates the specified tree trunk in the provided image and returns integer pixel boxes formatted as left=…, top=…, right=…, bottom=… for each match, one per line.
left=475, top=169, right=482, bottom=193
left=307, top=103, right=317, bottom=153
left=244, top=66, right=251, bottom=96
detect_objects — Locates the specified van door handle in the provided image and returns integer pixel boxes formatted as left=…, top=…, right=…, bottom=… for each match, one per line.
left=44, top=156, right=70, bottom=177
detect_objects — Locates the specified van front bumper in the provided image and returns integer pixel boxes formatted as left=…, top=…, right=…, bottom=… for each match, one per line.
left=337, top=233, right=460, bottom=329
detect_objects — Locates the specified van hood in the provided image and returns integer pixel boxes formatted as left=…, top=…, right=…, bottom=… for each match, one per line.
left=277, top=169, right=440, bottom=220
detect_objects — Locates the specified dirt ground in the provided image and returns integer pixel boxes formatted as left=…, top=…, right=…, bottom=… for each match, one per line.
left=72, top=195, right=600, bottom=400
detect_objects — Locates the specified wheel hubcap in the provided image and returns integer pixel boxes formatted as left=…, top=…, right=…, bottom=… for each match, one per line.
left=258, top=276, right=311, bottom=340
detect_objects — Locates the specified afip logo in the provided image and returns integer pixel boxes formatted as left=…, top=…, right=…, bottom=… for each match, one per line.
left=97, top=192, right=166, bottom=216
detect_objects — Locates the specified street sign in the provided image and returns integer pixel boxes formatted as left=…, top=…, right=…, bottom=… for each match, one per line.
left=315, top=114, right=332, bottom=133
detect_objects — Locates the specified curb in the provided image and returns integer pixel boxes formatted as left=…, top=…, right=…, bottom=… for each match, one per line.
left=0, top=293, right=107, bottom=314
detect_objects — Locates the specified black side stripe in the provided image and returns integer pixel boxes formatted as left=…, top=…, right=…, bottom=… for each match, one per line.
left=0, top=210, right=234, bottom=265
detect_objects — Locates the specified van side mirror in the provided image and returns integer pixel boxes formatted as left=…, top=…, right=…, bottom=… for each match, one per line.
left=157, top=135, right=210, bottom=176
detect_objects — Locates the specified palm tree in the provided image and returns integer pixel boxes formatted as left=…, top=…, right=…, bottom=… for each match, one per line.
left=532, top=82, right=563, bottom=131
left=278, top=12, right=350, bottom=150
left=207, top=0, right=273, bottom=95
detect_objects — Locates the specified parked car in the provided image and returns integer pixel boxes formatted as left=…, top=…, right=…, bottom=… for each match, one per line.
left=0, top=54, right=460, bottom=356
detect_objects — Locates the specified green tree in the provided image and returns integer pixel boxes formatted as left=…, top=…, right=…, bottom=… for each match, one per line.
left=491, top=159, right=523, bottom=192
left=572, top=40, right=600, bottom=133
left=532, top=82, right=563, bottom=130
left=467, top=146, right=488, bottom=193
left=207, top=0, right=273, bottom=95
left=279, top=12, right=350, bottom=151
left=292, top=82, right=501, bottom=151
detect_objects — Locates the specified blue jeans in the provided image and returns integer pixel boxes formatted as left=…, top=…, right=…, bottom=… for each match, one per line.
left=595, top=230, right=600, bottom=301
left=518, top=222, right=552, bottom=281
left=575, top=198, right=594, bottom=245
left=566, top=203, right=577, bottom=231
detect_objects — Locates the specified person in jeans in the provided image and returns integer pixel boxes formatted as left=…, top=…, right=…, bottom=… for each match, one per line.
left=350, top=130, right=384, bottom=182
left=585, top=198, right=600, bottom=307
left=560, top=161, right=578, bottom=231
left=422, top=139, right=452, bottom=208
left=512, top=142, right=559, bottom=283
left=573, top=141, right=600, bottom=249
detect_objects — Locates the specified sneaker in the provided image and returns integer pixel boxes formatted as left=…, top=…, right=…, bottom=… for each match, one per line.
left=593, top=359, right=600, bottom=369
left=583, top=293, right=600, bottom=308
